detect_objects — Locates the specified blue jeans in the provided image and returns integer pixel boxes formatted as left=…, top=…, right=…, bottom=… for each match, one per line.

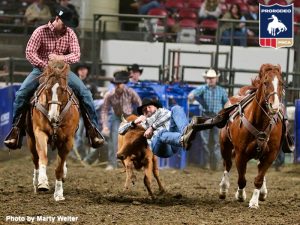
left=220, top=29, right=247, bottom=46
left=151, top=105, right=188, bottom=158
left=107, top=113, right=121, bottom=167
left=200, top=127, right=221, bottom=170
left=13, top=67, right=99, bottom=128
left=138, top=1, right=161, bottom=15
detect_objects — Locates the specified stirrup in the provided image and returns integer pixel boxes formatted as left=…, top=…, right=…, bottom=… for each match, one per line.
left=4, top=127, right=23, bottom=150
left=88, top=126, right=105, bottom=148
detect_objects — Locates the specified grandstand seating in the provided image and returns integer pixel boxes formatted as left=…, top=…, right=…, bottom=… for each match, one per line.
left=187, top=0, right=203, bottom=10
left=268, top=0, right=288, bottom=5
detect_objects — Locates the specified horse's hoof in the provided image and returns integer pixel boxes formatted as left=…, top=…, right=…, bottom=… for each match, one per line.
left=259, top=192, right=267, bottom=201
left=235, top=189, right=246, bottom=202
left=219, top=192, right=227, bottom=199
left=249, top=203, right=259, bottom=209
left=37, top=183, right=50, bottom=192
left=54, top=195, right=65, bottom=201
left=158, top=189, right=165, bottom=195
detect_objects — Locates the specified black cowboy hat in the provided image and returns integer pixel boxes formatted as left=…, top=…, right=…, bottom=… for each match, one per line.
left=74, top=63, right=90, bottom=75
left=56, top=6, right=79, bottom=28
left=127, top=64, right=143, bottom=74
left=137, top=98, right=162, bottom=115
left=111, top=70, right=129, bottom=84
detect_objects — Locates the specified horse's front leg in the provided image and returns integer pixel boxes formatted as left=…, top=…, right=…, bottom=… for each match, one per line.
left=27, top=135, right=39, bottom=193
left=249, top=157, right=274, bottom=209
left=234, top=152, right=247, bottom=202
left=54, top=140, right=72, bottom=201
left=34, top=130, right=49, bottom=192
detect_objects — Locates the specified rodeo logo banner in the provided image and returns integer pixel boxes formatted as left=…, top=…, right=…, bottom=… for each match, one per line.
left=259, top=3, right=294, bottom=49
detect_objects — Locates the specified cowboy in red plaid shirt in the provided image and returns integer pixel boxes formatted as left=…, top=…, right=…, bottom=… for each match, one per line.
left=4, top=7, right=104, bottom=149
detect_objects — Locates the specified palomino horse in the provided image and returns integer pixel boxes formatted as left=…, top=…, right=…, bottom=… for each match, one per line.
left=26, top=60, right=79, bottom=201
left=219, top=64, right=284, bottom=208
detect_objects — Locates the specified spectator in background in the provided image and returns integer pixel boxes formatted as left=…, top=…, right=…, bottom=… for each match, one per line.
left=101, top=70, right=142, bottom=170
left=127, top=63, right=143, bottom=84
left=24, top=0, right=52, bottom=25
left=198, top=0, right=222, bottom=21
left=132, top=0, right=165, bottom=15
left=71, top=63, right=91, bottom=161
left=240, top=0, right=259, bottom=46
left=188, top=69, right=228, bottom=170
left=220, top=4, right=246, bottom=46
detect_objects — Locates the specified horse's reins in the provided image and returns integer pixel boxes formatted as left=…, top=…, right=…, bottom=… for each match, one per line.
left=32, top=70, right=77, bottom=149
left=238, top=90, right=281, bottom=159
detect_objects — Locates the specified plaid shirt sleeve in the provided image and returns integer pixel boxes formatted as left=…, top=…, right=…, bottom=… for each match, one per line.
left=101, top=94, right=111, bottom=128
left=26, top=27, right=46, bottom=68
left=63, top=28, right=80, bottom=64
left=145, top=108, right=171, bottom=130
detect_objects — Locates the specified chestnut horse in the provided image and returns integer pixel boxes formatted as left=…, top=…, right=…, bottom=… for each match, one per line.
left=219, top=64, right=284, bottom=208
left=26, top=60, right=79, bottom=201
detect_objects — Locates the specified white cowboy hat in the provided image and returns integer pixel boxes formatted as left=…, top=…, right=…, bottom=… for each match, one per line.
left=203, top=69, right=220, bottom=78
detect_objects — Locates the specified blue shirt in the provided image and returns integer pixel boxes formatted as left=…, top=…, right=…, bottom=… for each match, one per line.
left=190, top=84, right=228, bottom=116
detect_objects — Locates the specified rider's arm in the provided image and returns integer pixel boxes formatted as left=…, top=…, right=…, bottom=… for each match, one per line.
left=146, top=108, right=171, bottom=130
left=62, top=29, right=80, bottom=64
left=26, top=28, right=46, bottom=69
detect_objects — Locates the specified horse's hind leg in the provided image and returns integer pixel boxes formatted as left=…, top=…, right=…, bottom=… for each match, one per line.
left=219, top=128, right=233, bottom=199
left=152, top=155, right=165, bottom=194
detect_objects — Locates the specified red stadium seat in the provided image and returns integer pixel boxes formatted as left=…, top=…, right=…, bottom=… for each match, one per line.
left=165, top=0, right=185, bottom=11
left=268, top=0, right=287, bottom=5
left=178, top=8, right=198, bottom=20
left=188, top=0, right=203, bottom=10
left=225, top=0, right=244, bottom=4
left=198, top=19, right=218, bottom=43
left=293, top=0, right=300, bottom=7
left=199, top=19, right=218, bottom=30
left=148, top=8, right=168, bottom=16
left=179, top=19, right=198, bottom=28
left=239, top=3, right=249, bottom=14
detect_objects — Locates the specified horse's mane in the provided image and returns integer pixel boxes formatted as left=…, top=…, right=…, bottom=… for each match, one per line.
left=251, top=63, right=282, bottom=89
left=238, top=64, right=282, bottom=96
left=39, top=60, right=70, bottom=84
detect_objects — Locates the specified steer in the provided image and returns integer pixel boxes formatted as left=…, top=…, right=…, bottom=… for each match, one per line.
left=117, top=115, right=165, bottom=198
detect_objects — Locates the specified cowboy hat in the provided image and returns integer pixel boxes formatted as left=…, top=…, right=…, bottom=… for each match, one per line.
left=74, top=63, right=90, bottom=75
left=56, top=6, right=79, bottom=28
left=137, top=98, right=162, bottom=115
left=203, top=69, right=220, bottom=78
left=111, top=70, right=129, bottom=84
left=127, top=64, right=143, bottom=74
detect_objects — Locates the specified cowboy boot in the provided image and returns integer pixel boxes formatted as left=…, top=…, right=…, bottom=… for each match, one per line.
left=181, top=116, right=209, bottom=150
left=81, top=111, right=105, bottom=148
left=4, top=111, right=27, bottom=149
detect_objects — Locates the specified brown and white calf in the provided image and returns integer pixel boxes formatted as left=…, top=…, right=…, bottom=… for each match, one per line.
left=117, top=115, right=165, bottom=198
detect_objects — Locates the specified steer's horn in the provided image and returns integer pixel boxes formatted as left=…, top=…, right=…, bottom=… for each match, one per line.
left=121, top=114, right=127, bottom=123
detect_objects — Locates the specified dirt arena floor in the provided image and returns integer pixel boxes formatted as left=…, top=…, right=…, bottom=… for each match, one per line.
left=0, top=149, right=300, bottom=225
